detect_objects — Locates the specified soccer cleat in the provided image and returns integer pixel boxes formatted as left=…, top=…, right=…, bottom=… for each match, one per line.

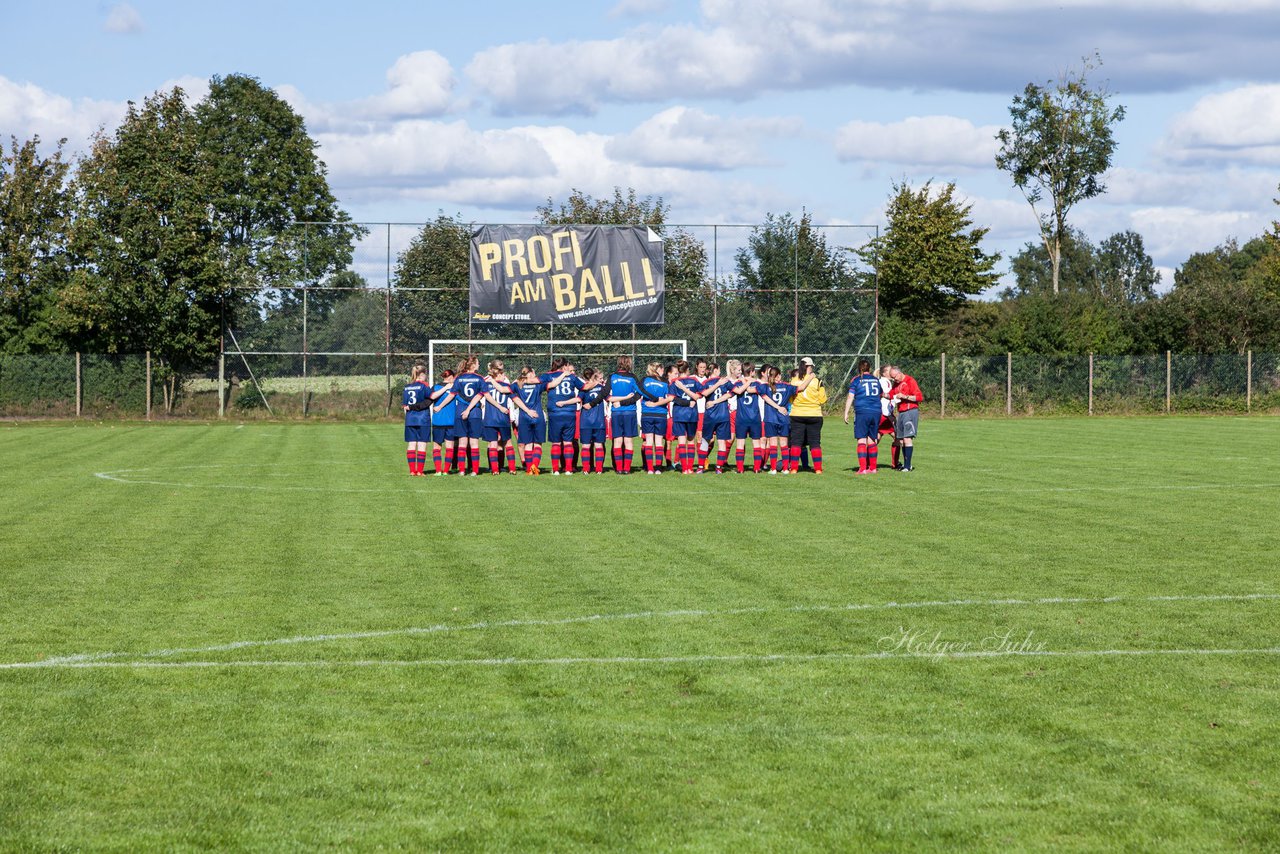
left=530, top=465, right=540, bottom=476
left=899, top=466, right=912, bottom=472
left=564, top=470, right=572, bottom=476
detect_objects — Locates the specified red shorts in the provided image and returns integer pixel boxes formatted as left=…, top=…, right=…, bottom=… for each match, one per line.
left=879, top=415, right=896, bottom=436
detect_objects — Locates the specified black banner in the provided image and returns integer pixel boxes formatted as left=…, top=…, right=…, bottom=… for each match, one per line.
left=469, top=225, right=664, bottom=325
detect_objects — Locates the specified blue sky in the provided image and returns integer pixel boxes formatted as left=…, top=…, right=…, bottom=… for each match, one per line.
left=5, top=0, right=1280, bottom=291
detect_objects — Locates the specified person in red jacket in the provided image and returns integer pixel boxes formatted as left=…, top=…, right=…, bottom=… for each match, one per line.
left=888, top=366, right=923, bottom=471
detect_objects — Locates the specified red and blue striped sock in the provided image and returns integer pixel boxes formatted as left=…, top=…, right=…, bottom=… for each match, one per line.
left=857, top=445, right=867, bottom=472
left=868, top=443, right=878, bottom=471
left=550, top=442, right=562, bottom=472
left=790, top=446, right=802, bottom=472
left=505, top=444, right=517, bottom=472
left=406, top=449, right=415, bottom=474
left=735, top=448, right=745, bottom=473
left=812, top=446, right=823, bottom=473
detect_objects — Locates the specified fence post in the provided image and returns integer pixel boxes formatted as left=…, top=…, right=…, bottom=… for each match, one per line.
left=940, top=352, right=946, bottom=419
left=1088, top=353, right=1093, bottom=416
left=1006, top=352, right=1012, bottom=416
left=218, top=353, right=225, bottom=419
left=1247, top=350, right=1252, bottom=412
left=1165, top=350, right=1171, bottom=413
left=75, top=352, right=82, bottom=417
left=145, top=351, right=152, bottom=420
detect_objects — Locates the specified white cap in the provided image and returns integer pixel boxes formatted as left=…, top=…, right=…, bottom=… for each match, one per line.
left=800, top=356, right=815, bottom=366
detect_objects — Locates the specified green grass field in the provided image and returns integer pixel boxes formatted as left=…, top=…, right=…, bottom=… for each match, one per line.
left=2, top=416, right=1278, bottom=850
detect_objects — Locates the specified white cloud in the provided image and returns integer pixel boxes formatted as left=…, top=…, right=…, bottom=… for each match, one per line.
left=0, top=76, right=125, bottom=147
left=606, top=106, right=801, bottom=170
left=1162, top=84, right=1280, bottom=165
left=315, top=120, right=555, bottom=187
left=103, top=3, right=144, bottom=34
left=354, top=51, right=456, bottom=119
left=835, top=116, right=1000, bottom=168
left=1127, top=205, right=1270, bottom=263
left=466, top=0, right=1280, bottom=114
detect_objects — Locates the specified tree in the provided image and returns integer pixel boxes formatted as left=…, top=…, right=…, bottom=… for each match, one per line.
left=863, top=180, right=1000, bottom=321
left=0, top=135, right=71, bottom=352
left=63, top=88, right=229, bottom=407
left=392, top=213, right=471, bottom=352
left=1096, top=230, right=1159, bottom=303
left=1007, top=227, right=1098, bottom=298
left=730, top=211, right=863, bottom=355
left=1164, top=238, right=1280, bottom=353
left=996, top=55, right=1126, bottom=295
left=195, top=74, right=362, bottom=292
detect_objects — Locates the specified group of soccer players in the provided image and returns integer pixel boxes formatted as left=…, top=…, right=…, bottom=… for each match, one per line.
left=401, top=354, right=920, bottom=477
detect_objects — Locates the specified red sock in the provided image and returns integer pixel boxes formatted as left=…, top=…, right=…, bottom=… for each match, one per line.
left=406, top=449, right=416, bottom=474
left=551, top=442, right=561, bottom=473
left=535, top=445, right=543, bottom=469
left=432, top=447, right=442, bottom=473
left=812, top=447, right=823, bottom=473
left=868, top=442, right=878, bottom=472
left=857, top=445, right=867, bottom=472
left=790, top=446, right=801, bottom=472
left=735, top=448, right=745, bottom=473
left=697, top=443, right=708, bottom=470
left=443, top=446, right=453, bottom=474
left=891, top=442, right=900, bottom=468
left=505, top=444, right=516, bottom=472
left=753, top=447, right=763, bottom=472
left=418, top=450, right=428, bottom=473
left=523, top=447, right=533, bottom=472
left=488, top=447, right=500, bottom=474
left=624, top=448, right=633, bottom=473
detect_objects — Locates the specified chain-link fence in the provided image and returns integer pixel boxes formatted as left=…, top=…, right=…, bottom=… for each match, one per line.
left=3, top=351, right=1278, bottom=419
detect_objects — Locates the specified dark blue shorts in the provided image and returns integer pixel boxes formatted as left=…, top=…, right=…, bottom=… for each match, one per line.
left=454, top=411, right=484, bottom=440
left=764, top=419, right=789, bottom=439
left=517, top=419, right=545, bottom=445
left=734, top=418, right=763, bottom=440
left=610, top=410, right=637, bottom=438
left=404, top=423, right=427, bottom=443
left=641, top=416, right=667, bottom=436
left=672, top=419, right=698, bottom=439
left=547, top=418, right=576, bottom=444
left=483, top=421, right=512, bottom=443
left=705, top=418, right=731, bottom=441
left=855, top=410, right=880, bottom=441
left=580, top=427, right=606, bottom=445
left=431, top=425, right=455, bottom=444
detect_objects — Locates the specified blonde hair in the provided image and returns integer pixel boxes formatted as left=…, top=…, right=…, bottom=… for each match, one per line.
left=411, top=362, right=427, bottom=380
left=647, top=361, right=663, bottom=378
left=488, top=359, right=505, bottom=377
left=726, top=359, right=742, bottom=379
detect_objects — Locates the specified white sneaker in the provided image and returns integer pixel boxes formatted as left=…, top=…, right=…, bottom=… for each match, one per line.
left=552, top=470, right=561, bottom=476
left=564, top=470, right=572, bottom=476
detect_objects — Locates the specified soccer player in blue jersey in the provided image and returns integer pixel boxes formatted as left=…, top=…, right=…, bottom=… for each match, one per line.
left=599, top=355, right=657, bottom=474
left=701, top=363, right=734, bottom=473
left=763, top=365, right=796, bottom=474
left=844, top=358, right=885, bottom=473
left=429, top=369, right=457, bottom=475
left=640, top=362, right=673, bottom=474
left=573, top=368, right=608, bottom=473
left=669, top=360, right=703, bottom=474
left=732, top=363, right=769, bottom=473
left=452, top=355, right=487, bottom=476
left=401, top=364, right=431, bottom=476
left=540, top=358, right=583, bottom=475
left=510, top=366, right=547, bottom=475
left=480, top=361, right=518, bottom=475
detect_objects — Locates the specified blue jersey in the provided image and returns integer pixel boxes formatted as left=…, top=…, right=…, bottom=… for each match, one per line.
left=453, top=372, right=486, bottom=408
left=765, top=383, right=796, bottom=425
left=850, top=372, right=883, bottom=414
left=431, top=383, right=457, bottom=426
left=515, top=382, right=544, bottom=423
left=540, top=371, right=583, bottom=419
left=736, top=380, right=767, bottom=423
left=641, top=376, right=669, bottom=416
left=403, top=381, right=430, bottom=427
left=580, top=383, right=606, bottom=429
left=703, top=377, right=732, bottom=422
left=601, top=372, right=646, bottom=413
left=482, top=378, right=514, bottom=427
left=671, top=375, right=702, bottom=424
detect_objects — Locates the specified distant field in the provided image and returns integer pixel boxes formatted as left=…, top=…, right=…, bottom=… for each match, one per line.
left=1, top=417, right=1278, bottom=850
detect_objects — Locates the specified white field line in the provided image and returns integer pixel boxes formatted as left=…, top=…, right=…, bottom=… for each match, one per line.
left=4, top=647, right=1280, bottom=670
left=5, top=592, right=1277, bottom=671
left=92, top=465, right=1280, bottom=498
